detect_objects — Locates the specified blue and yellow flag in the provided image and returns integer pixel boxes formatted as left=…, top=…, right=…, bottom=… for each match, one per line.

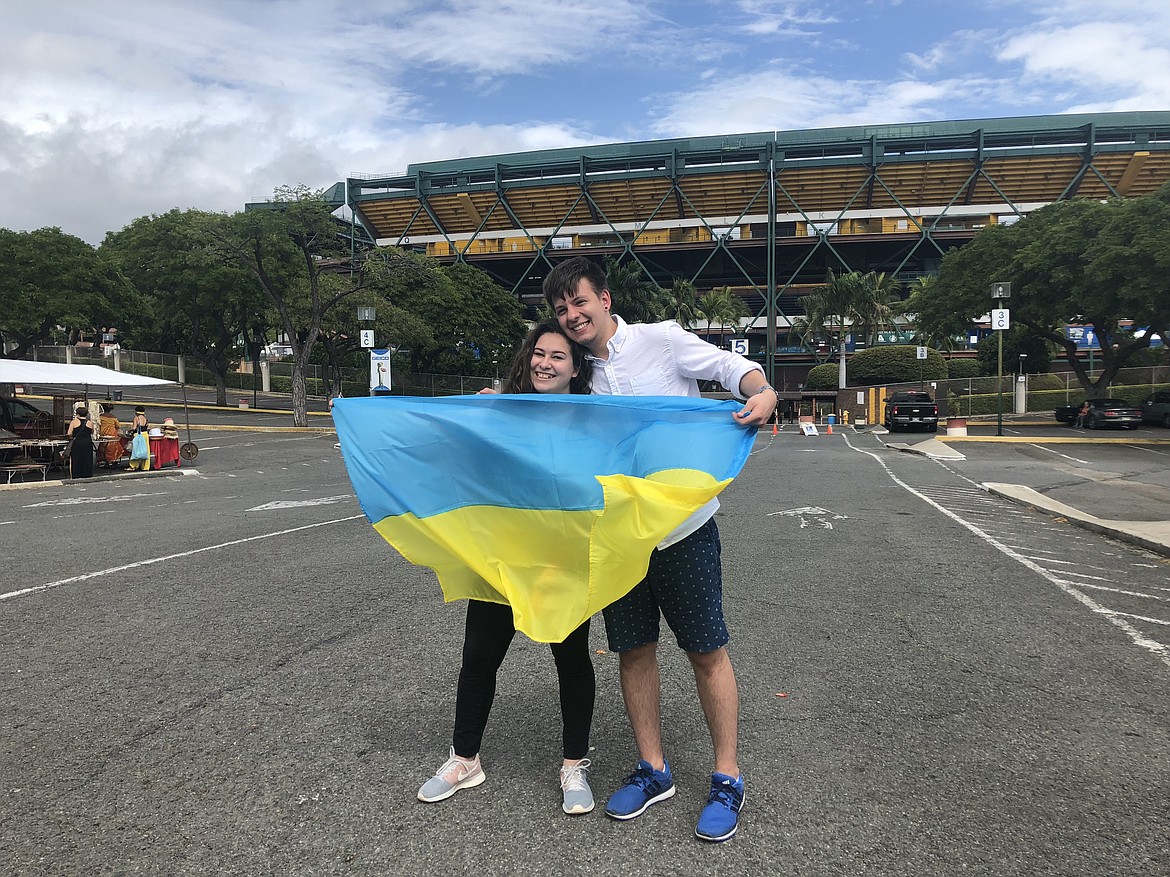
left=333, top=394, right=754, bottom=642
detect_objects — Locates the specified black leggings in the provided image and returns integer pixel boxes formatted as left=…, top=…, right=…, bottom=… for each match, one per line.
left=452, top=600, right=595, bottom=761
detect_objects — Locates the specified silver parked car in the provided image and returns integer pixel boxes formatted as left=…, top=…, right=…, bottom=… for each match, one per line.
left=1140, top=389, right=1170, bottom=427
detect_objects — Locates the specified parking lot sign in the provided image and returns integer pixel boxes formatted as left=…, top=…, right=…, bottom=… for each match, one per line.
left=730, top=338, right=749, bottom=356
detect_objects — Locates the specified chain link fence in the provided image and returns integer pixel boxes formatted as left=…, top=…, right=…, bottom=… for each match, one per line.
left=25, top=346, right=495, bottom=398
left=884, top=364, right=1170, bottom=418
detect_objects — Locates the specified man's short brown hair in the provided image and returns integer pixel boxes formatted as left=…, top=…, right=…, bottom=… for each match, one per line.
left=542, top=257, right=608, bottom=311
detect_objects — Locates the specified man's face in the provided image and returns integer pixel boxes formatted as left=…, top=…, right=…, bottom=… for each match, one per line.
left=553, top=278, right=612, bottom=352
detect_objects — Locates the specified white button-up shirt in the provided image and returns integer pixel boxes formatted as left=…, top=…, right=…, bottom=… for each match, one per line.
left=588, top=315, right=764, bottom=547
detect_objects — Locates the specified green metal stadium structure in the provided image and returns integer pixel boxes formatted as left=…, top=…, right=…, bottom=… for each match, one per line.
left=325, top=111, right=1170, bottom=382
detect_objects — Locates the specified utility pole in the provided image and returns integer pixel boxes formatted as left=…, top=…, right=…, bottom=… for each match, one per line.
left=990, top=282, right=1011, bottom=436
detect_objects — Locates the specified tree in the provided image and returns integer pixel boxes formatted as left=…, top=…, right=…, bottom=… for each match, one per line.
left=377, top=252, right=527, bottom=376
left=603, top=257, right=670, bottom=324
left=202, top=186, right=374, bottom=426
left=795, top=270, right=869, bottom=387
left=696, top=286, right=748, bottom=342
left=0, top=227, right=137, bottom=359
left=855, top=272, right=903, bottom=347
left=665, top=278, right=699, bottom=329
left=1087, top=183, right=1170, bottom=352
left=974, top=325, right=1052, bottom=377
left=102, top=210, right=268, bottom=406
left=916, top=188, right=1170, bottom=395
left=315, top=293, right=431, bottom=395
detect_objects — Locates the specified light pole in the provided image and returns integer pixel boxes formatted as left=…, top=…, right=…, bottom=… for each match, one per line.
left=990, top=282, right=1010, bottom=436
left=1018, top=352, right=1028, bottom=415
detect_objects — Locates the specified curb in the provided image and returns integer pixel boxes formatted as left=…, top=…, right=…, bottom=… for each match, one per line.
left=984, top=482, right=1170, bottom=559
left=0, top=467, right=199, bottom=491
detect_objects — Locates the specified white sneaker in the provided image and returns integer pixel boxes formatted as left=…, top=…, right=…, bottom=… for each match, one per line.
left=417, top=747, right=486, bottom=802
left=560, top=758, right=595, bottom=814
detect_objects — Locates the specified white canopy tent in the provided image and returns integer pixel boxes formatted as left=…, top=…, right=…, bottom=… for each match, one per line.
left=0, top=360, right=173, bottom=387
left=0, top=360, right=198, bottom=460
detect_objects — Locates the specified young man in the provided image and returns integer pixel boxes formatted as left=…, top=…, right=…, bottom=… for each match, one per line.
left=543, top=257, right=776, bottom=842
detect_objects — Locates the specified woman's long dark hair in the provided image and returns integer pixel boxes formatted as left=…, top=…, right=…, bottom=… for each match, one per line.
left=501, top=319, right=592, bottom=395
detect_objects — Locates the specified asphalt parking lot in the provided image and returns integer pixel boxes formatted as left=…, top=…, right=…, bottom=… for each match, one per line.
left=3, top=397, right=1169, bottom=876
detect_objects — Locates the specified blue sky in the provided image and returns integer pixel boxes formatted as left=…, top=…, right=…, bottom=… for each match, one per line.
left=2, top=0, right=1168, bottom=244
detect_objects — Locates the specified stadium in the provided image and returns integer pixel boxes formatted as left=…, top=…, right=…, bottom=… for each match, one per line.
left=327, top=111, right=1170, bottom=389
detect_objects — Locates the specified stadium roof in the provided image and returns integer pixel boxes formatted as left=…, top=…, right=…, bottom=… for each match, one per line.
left=340, top=112, right=1170, bottom=244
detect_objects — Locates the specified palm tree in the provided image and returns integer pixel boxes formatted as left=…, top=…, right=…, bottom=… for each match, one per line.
left=666, top=277, right=699, bottom=328
left=696, top=286, right=748, bottom=344
left=603, top=256, right=670, bottom=323
left=904, top=276, right=954, bottom=350
left=856, top=272, right=902, bottom=347
left=797, top=269, right=868, bottom=387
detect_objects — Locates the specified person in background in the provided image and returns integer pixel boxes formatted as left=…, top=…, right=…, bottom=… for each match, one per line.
left=128, top=405, right=151, bottom=471
left=544, top=256, right=775, bottom=843
left=417, top=319, right=598, bottom=816
left=1075, top=401, right=1091, bottom=428
left=97, top=403, right=124, bottom=467
left=66, top=405, right=96, bottom=479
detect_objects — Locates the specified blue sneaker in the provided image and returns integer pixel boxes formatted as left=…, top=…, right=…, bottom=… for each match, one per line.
left=605, top=759, right=676, bottom=820
left=695, top=772, right=745, bottom=842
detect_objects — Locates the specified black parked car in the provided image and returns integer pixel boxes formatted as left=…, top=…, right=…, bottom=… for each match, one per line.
left=1054, top=398, right=1142, bottom=429
left=1139, top=389, right=1170, bottom=427
left=0, top=397, right=54, bottom=438
left=883, top=391, right=938, bottom=432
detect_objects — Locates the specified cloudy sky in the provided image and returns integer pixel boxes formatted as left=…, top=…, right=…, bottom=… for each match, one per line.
left=3, top=0, right=1168, bottom=244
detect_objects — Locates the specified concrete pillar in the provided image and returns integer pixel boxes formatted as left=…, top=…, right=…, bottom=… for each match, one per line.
left=260, top=360, right=271, bottom=393
left=66, top=345, right=73, bottom=364
left=113, top=347, right=122, bottom=371
left=177, top=355, right=186, bottom=384
left=1014, top=374, right=1027, bottom=414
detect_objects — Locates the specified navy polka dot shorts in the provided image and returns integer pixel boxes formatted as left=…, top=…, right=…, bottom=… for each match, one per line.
left=602, top=518, right=728, bottom=654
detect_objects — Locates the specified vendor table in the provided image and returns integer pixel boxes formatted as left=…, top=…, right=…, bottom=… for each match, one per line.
left=22, top=438, right=69, bottom=466
left=149, top=435, right=181, bottom=469
left=96, top=435, right=129, bottom=466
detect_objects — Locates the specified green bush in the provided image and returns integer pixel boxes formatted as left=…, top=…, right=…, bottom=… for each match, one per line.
left=946, top=381, right=1166, bottom=417
left=945, top=358, right=982, bottom=379
left=804, top=363, right=839, bottom=389
left=846, top=346, right=947, bottom=385
left=1027, top=372, right=1065, bottom=391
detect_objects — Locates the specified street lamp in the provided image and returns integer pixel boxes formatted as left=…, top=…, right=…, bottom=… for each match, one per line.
left=990, top=281, right=1010, bottom=436
left=1017, top=353, right=1028, bottom=415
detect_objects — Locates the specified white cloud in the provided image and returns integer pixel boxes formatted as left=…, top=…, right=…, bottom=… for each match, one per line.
left=999, top=22, right=1170, bottom=108
left=648, top=70, right=978, bottom=136
left=1, top=0, right=1167, bottom=245
left=388, top=0, right=648, bottom=75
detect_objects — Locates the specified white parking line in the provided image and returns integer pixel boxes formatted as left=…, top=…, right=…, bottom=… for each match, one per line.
left=1126, top=445, right=1169, bottom=455
left=843, top=431, right=1170, bottom=669
left=1028, top=444, right=1091, bottom=464
left=0, top=514, right=366, bottom=602
left=1061, top=582, right=1170, bottom=602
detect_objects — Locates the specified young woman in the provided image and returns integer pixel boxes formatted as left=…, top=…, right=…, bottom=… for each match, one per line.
left=418, top=319, right=596, bottom=814
left=66, top=405, right=96, bottom=478
left=128, top=406, right=151, bottom=471
left=96, top=403, right=124, bottom=467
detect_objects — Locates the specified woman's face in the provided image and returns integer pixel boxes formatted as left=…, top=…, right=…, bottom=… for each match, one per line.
left=529, top=331, right=578, bottom=394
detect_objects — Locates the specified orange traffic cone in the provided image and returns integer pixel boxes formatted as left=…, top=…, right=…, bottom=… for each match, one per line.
left=772, top=421, right=778, bottom=436
left=826, top=423, right=833, bottom=434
